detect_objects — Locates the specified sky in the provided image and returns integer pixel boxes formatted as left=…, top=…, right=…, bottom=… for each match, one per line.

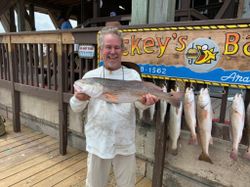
left=0, top=12, right=77, bottom=33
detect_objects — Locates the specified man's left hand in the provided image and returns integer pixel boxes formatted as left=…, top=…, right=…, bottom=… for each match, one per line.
left=140, top=93, right=158, bottom=106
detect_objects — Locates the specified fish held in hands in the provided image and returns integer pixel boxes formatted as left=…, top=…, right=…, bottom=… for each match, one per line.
left=184, top=87, right=197, bottom=145
left=230, top=93, right=245, bottom=161
left=74, top=78, right=184, bottom=107
left=197, top=88, right=213, bottom=164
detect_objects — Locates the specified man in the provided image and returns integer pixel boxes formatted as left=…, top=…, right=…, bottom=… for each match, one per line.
left=70, top=26, right=157, bottom=187
left=58, top=16, right=72, bottom=30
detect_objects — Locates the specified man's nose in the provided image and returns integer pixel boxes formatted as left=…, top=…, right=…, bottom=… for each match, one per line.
left=110, top=47, right=116, bottom=53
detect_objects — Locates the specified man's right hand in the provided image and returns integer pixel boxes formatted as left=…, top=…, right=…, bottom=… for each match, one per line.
left=74, top=91, right=90, bottom=101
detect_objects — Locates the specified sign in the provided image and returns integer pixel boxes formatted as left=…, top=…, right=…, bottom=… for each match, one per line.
left=78, top=45, right=95, bottom=58
left=118, top=21, right=250, bottom=88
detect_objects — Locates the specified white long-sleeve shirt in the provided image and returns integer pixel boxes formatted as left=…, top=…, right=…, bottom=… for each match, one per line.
left=70, top=66, right=148, bottom=159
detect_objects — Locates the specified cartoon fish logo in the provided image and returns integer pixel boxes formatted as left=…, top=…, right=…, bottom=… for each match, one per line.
left=195, top=45, right=218, bottom=65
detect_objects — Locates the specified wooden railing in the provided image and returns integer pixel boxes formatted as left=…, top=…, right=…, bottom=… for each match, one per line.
left=0, top=28, right=99, bottom=154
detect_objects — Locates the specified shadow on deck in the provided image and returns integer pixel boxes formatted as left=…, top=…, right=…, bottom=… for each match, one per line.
left=0, top=120, right=152, bottom=187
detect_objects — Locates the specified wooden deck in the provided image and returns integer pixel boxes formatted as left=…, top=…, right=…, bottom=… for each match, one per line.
left=0, top=120, right=152, bottom=187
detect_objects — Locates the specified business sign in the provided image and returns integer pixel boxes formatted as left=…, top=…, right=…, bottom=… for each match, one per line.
left=119, top=22, right=250, bottom=88
left=78, top=44, right=95, bottom=58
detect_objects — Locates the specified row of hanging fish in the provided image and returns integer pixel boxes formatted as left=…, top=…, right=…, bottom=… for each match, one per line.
left=138, top=86, right=250, bottom=164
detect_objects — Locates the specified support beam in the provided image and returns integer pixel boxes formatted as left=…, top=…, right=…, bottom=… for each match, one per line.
left=16, top=0, right=26, bottom=31
left=148, top=0, right=176, bottom=24
left=130, top=0, right=149, bottom=25
left=238, top=0, right=250, bottom=18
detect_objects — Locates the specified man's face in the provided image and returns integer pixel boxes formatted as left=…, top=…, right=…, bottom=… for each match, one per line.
left=101, top=34, right=122, bottom=71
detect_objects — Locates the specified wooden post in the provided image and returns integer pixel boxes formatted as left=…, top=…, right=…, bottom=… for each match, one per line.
left=28, top=3, right=36, bottom=31
left=8, top=36, right=21, bottom=132
left=16, top=0, right=26, bottom=31
left=148, top=0, right=176, bottom=23
left=57, top=34, right=68, bottom=155
left=152, top=102, right=168, bottom=187
left=130, top=0, right=149, bottom=25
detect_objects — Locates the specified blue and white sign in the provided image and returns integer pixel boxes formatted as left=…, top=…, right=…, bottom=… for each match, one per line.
left=78, top=45, right=95, bottom=59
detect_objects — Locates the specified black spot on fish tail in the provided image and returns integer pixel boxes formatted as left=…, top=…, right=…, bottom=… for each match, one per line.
left=199, top=152, right=213, bottom=164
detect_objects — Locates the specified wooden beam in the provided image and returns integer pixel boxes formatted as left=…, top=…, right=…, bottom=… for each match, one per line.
left=7, top=35, right=21, bottom=132
left=148, top=0, right=176, bottom=24
left=215, top=0, right=235, bottom=19
left=28, top=3, right=35, bottom=31
left=57, top=35, right=68, bottom=155
left=16, top=0, right=26, bottom=31
left=131, top=0, right=149, bottom=25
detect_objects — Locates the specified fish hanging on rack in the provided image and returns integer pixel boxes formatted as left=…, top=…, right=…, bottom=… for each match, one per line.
left=197, top=88, right=213, bottom=164
left=184, top=87, right=198, bottom=145
left=230, top=93, right=245, bottom=161
left=168, top=87, right=183, bottom=155
left=149, top=103, right=156, bottom=121
left=243, top=102, right=250, bottom=160
left=137, top=108, right=144, bottom=120
left=160, top=85, right=167, bottom=123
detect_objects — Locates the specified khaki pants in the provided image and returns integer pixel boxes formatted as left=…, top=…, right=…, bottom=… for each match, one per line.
left=85, top=153, right=136, bottom=187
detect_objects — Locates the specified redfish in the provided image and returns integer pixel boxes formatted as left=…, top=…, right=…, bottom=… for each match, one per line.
left=74, top=78, right=184, bottom=107
left=184, top=87, right=197, bottom=145
left=197, top=88, right=213, bottom=164
left=168, top=87, right=183, bottom=155
left=244, top=102, right=250, bottom=160
left=230, top=93, right=245, bottom=161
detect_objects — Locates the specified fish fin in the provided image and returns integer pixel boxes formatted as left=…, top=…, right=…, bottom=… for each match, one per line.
left=243, top=148, right=250, bottom=160
left=103, top=92, right=118, bottom=103
left=230, top=149, right=238, bottom=161
left=199, top=152, right=213, bottom=164
left=188, top=134, right=198, bottom=145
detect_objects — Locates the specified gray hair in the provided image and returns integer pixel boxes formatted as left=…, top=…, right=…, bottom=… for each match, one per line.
left=98, top=26, right=124, bottom=49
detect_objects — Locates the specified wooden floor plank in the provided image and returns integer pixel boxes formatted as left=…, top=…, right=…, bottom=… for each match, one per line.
left=33, top=157, right=86, bottom=187
left=11, top=150, right=84, bottom=186
left=0, top=150, right=83, bottom=186
left=53, top=168, right=86, bottom=187
left=0, top=140, right=58, bottom=171
left=0, top=133, right=47, bottom=154
left=0, top=131, right=42, bottom=147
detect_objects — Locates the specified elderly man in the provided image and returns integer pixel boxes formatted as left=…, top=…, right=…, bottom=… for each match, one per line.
left=70, top=26, right=157, bottom=187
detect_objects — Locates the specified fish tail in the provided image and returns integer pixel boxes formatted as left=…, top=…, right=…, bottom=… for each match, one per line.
left=230, top=149, right=238, bottom=161
left=169, top=148, right=178, bottom=156
left=199, top=152, right=213, bottom=164
left=188, top=134, right=198, bottom=145
left=243, top=147, right=250, bottom=160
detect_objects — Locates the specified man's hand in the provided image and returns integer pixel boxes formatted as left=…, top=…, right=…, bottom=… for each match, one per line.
left=140, top=93, right=158, bottom=106
left=74, top=90, right=90, bottom=101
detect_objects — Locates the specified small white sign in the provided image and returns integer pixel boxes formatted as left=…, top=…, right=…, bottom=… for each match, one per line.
left=78, top=45, right=95, bottom=58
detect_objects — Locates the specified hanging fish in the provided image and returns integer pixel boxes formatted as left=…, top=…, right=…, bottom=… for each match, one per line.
left=230, top=93, right=245, bottom=161
left=149, top=104, right=156, bottom=121
left=168, top=87, right=183, bottom=155
left=243, top=102, right=250, bottom=160
left=184, top=87, right=197, bottom=145
left=197, top=88, right=213, bottom=164
left=160, top=85, right=167, bottom=123
left=138, top=108, right=144, bottom=120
